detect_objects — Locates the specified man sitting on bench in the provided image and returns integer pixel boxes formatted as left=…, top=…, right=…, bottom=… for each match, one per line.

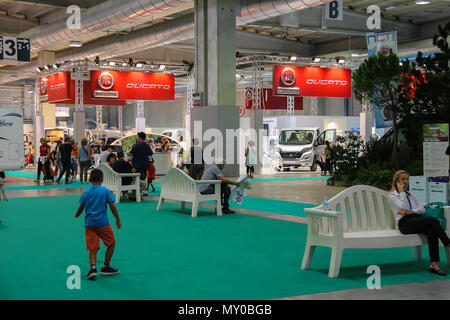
left=199, top=158, right=240, bottom=214
left=112, top=151, right=137, bottom=201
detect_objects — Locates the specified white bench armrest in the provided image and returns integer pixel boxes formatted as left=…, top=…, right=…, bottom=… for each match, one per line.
left=117, top=173, right=141, bottom=177
left=194, top=180, right=222, bottom=184
left=304, top=207, right=343, bottom=219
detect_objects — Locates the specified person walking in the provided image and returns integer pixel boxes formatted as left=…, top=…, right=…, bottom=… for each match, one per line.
left=93, top=143, right=101, bottom=167
left=79, top=138, right=92, bottom=184
left=71, top=141, right=79, bottom=182
left=56, top=137, right=73, bottom=184
left=74, top=169, right=121, bottom=280
left=388, top=170, right=450, bottom=276
left=245, top=140, right=257, bottom=179
left=36, top=138, right=52, bottom=183
left=324, top=141, right=335, bottom=176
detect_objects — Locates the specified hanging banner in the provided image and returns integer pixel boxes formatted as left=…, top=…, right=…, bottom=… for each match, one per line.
left=246, top=88, right=303, bottom=110
left=272, top=66, right=351, bottom=98
left=366, top=30, right=397, bottom=57
left=42, top=71, right=126, bottom=106
left=366, top=30, right=398, bottom=128
left=0, top=36, right=30, bottom=65
left=90, top=71, right=175, bottom=101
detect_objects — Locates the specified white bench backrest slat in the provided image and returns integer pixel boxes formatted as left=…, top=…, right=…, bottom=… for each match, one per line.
left=326, top=185, right=396, bottom=233
left=162, top=168, right=196, bottom=195
left=97, top=163, right=119, bottom=187
left=365, top=190, right=378, bottom=230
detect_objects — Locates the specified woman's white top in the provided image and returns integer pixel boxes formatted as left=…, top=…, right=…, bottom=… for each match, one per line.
left=246, top=146, right=257, bottom=166
left=387, top=190, right=425, bottom=224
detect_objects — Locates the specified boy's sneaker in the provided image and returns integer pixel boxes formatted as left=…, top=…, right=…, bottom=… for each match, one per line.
left=100, top=266, right=120, bottom=276
left=86, top=268, right=97, bottom=280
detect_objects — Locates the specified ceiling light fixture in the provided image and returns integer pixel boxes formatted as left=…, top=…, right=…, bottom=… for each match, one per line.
left=53, top=63, right=61, bottom=69
left=44, top=65, right=51, bottom=70
left=290, top=56, right=298, bottom=61
left=336, top=57, right=345, bottom=64
left=69, top=41, right=82, bottom=47
left=128, top=58, right=133, bottom=67
left=313, top=57, right=321, bottom=63
left=415, top=1, right=430, bottom=4
left=94, top=56, right=100, bottom=66
left=159, top=64, right=166, bottom=71
left=109, top=61, right=116, bottom=66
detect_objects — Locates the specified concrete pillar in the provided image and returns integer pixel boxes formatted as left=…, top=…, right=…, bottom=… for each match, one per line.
left=42, top=103, right=56, bottom=128
left=136, top=100, right=146, bottom=132
left=193, top=0, right=240, bottom=176
left=73, top=112, right=85, bottom=144
left=360, top=112, right=374, bottom=144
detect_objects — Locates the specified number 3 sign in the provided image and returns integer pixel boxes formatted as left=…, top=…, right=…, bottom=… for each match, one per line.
left=0, top=36, right=30, bottom=64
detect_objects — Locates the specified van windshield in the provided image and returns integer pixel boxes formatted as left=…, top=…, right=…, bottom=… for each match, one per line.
left=279, top=130, right=315, bottom=145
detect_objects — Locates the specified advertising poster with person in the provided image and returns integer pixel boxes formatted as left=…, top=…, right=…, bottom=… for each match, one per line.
left=423, top=123, right=449, bottom=177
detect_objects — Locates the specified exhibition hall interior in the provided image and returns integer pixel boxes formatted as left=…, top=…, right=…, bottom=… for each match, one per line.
left=0, top=0, right=449, bottom=302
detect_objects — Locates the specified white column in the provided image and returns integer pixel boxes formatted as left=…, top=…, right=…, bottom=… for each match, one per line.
left=96, top=105, right=103, bottom=139
left=118, top=105, right=123, bottom=132
left=136, top=100, right=146, bottom=132
left=73, top=68, right=85, bottom=144
left=34, top=79, right=44, bottom=166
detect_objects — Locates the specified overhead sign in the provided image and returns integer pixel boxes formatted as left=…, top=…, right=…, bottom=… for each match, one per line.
left=40, top=71, right=126, bottom=106
left=90, top=71, right=175, bottom=101
left=325, top=0, right=343, bottom=21
left=366, top=30, right=397, bottom=57
left=246, top=88, right=303, bottom=110
left=55, top=107, right=70, bottom=117
left=0, top=36, right=30, bottom=65
left=273, top=66, right=351, bottom=98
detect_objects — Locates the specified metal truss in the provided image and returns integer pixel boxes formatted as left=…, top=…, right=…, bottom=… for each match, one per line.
left=287, top=96, right=295, bottom=116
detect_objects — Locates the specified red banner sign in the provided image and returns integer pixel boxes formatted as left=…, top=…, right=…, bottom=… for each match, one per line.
left=40, top=72, right=71, bottom=103
left=273, top=66, right=352, bottom=98
left=90, top=71, right=175, bottom=101
left=245, top=88, right=303, bottom=110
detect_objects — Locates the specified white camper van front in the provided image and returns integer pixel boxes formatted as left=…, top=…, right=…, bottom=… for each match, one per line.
left=0, top=107, right=25, bottom=171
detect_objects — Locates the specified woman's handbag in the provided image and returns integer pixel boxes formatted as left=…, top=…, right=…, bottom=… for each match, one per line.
left=424, top=202, right=448, bottom=229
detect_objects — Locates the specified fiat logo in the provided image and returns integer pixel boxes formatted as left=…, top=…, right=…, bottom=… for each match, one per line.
left=40, top=78, right=48, bottom=95
left=98, top=72, right=114, bottom=90
left=281, top=67, right=296, bottom=86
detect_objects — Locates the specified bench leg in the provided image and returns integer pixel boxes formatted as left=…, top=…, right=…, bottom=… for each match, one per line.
left=157, top=198, right=164, bottom=211
left=445, top=247, right=450, bottom=267
left=329, top=246, right=343, bottom=278
left=300, top=243, right=316, bottom=270
left=216, top=199, right=222, bottom=216
left=181, top=201, right=185, bottom=210
left=136, top=189, right=141, bottom=203
left=413, top=246, right=422, bottom=260
left=191, top=201, right=199, bottom=218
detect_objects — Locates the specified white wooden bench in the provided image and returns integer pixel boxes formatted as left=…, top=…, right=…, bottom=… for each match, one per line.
left=301, top=185, right=450, bottom=277
left=96, top=163, right=141, bottom=203
left=157, top=168, right=222, bottom=217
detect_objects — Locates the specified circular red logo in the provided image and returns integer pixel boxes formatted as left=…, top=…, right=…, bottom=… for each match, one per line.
left=245, top=89, right=253, bottom=100
left=40, top=78, right=48, bottom=95
left=98, top=72, right=114, bottom=90
left=281, top=67, right=296, bottom=86
left=239, top=105, right=246, bottom=117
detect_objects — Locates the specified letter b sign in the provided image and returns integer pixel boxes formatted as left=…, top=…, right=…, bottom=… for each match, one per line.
left=325, top=0, right=343, bottom=21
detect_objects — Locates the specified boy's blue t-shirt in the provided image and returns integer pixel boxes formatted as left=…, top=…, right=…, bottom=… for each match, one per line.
left=79, top=185, right=115, bottom=227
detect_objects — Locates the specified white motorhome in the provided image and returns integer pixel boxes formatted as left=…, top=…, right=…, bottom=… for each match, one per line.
left=275, top=127, right=336, bottom=171
left=0, top=107, right=25, bottom=171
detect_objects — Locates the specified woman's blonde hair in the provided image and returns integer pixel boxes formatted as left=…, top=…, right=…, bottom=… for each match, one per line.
left=81, top=138, right=88, bottom=146
left=390, top=170, right=409, bottom=192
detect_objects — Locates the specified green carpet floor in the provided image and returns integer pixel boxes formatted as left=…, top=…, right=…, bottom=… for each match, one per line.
left=0, top=195, right=446, bottom=300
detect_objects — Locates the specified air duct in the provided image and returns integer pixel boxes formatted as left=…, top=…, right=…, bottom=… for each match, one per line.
left=19, top=0, right=193, bottom=52
left=1, top=0, right=332, bottom=83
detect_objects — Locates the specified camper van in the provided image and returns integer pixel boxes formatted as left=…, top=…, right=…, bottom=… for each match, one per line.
left=0, top=107, right=25, bottom=171
left=276, top=127, right=336, bottom=171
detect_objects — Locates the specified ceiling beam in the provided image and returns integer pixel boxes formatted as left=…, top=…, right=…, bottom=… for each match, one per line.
left=0, top=14, right=39, bottom=35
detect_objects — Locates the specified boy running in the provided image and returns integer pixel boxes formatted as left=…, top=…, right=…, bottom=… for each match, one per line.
left=74, top=169, right=122, bottom=280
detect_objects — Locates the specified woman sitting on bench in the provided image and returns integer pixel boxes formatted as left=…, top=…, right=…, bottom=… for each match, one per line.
left=388, top=170, right=450, bottom=276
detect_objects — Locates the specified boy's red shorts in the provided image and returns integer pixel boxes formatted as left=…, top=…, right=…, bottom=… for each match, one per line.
left=85, top=225, right=116, bottom=251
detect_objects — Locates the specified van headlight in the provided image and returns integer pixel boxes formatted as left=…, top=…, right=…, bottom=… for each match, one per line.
left=303, top=147, right=313, bottom=153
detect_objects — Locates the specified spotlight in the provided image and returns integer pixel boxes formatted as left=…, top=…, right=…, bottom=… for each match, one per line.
left=122, top=60, right=127, bottom=67
left=109, top=61, right=116, bottom=67
left=36, top=67, right=43, bottom=72
left=44, top=65, right=51, bottom=70
left=313, top=57, right=321, bottom=63
left=336, top=57, right=345, bottom=64
left=290, top=56, right=298, bottom=61
left=94, top=56, right=100, bottom=66
left=53, top=63, right=61, bottom=69
left=128, top=58, right=133, bottom=67
left=159, top=64, right=166, bottom=71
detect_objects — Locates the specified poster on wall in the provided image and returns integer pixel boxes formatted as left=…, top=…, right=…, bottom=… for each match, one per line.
left=423, top=123, right=449, bottom=177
